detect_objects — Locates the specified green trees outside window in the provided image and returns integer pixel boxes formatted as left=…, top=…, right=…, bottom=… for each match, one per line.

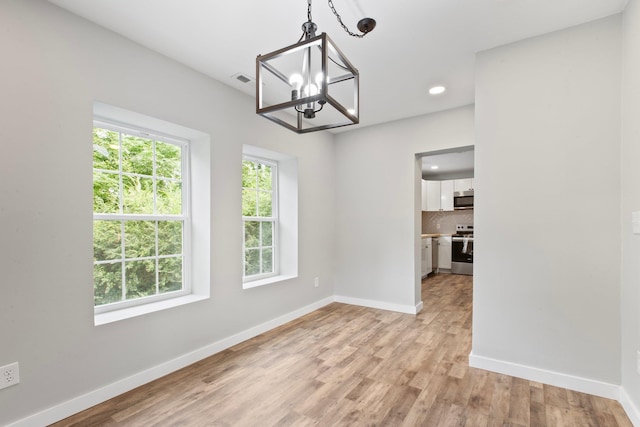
left=242, top=158, right=276, bottom=279
left=93, top=126, right=186, bottom=307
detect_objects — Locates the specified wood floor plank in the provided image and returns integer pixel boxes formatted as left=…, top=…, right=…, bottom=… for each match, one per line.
left=508, top=377, right=531, bottom=426
left=51, top=273, right=633, bottom=427
left=400, top=375, right=446, bottom=426
left=468, top=378, right=492, bottom=416
left=379, top=384, right=421, bottom=425
left=464, top=409, right=489, bottom=427
left=488, top=373, right=513, bottom=423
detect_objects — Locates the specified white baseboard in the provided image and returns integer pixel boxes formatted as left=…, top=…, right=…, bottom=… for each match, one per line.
left=15, top=298, right=633, bottom=427
left=620, top=387, right=640, bottom=427
left=8, top=296, right=334, bottom=427
left=470, top=352, right=640, bottom=426
left=334, top=295, right=423, bottom=315
left=468, top=352, right=620, bottom=400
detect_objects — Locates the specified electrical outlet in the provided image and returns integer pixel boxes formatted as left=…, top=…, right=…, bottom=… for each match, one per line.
left=314, top=277, right=319, bottom=288
left=0, top=362, right=20, bottom=390
left=436, top=223, right=441, bottom=230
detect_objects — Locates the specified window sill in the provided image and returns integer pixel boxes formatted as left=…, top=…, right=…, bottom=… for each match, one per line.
left=243, top=274, right=297, bottom=289
left=94, top=294, right=209, bottom=326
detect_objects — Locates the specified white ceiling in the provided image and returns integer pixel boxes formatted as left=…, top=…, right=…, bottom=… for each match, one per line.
left=48, top=0, right=627, bottom=131
left=422, top=148, right=474, bottom=180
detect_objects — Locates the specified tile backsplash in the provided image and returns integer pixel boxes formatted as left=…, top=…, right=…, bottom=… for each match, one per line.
left=422, top=210, right=474, bottom=234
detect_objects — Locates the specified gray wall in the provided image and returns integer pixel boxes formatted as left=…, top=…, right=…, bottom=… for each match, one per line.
left=0, top=1, right=335, bottom=424
left=621, top=0, right=640, bottom=415
left=473, top=16, right=622, bottom=383
left=334, top=107, right=475, bottom=310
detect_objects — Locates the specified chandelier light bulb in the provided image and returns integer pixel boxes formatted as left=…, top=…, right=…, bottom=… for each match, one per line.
left=289, top=74, right=303, bottom=100
left=289, top=74, right=303, bottom=90
left=303, top=83, right=319, bottom=97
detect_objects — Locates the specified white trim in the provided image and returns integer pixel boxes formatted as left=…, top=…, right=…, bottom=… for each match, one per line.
left=468, top=352, right=640, bottom=425
left=9, top=297, right=638, bottom=426
left=94, top=118, right=190, bottom=145
left=242, top=145, right=298, bottom=285
left=90, top=101, right=211, bottom=324
left=242, top=274, right=298, bottom=289
left=8, top=296, right=334, bottom=427
left=242, top=156, right=279, bottom=281
left=334, top=295, right=423, bottom=315
left=468, top=352, right=620, bottom=400
left=94, top=294, right=209, bottom=326
left=620, top=387, right=640, bottom=427
left=92, top=118, right=193, bottom=315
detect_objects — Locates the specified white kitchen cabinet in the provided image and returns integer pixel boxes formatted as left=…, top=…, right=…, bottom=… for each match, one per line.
left=421, top=180, right=429, bottom=211
left=437, top=236, right=452, bottom=270
left=421, top=237, right=432, bottom=278
left=440, top=180, right=454, bottom=211
left=423, top=180, right=454, bottom=211
left=424, top=180, right=441, bottom=211
left=454, top=178, right=474, bottom=192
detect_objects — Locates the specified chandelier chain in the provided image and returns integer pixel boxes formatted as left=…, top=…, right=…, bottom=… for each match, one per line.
left=327, top=0, right=365, bottom=38
left=308, top=0, right=313, bottom=23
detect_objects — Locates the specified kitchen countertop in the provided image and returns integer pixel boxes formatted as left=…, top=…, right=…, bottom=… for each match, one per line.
left=421, top=233, right=453, bottom=238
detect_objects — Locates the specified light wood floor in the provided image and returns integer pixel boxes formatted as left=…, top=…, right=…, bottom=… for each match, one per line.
left=53, top=274, right=632, bottom=426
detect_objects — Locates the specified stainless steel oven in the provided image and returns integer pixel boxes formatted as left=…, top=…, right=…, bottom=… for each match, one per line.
left=451, top=224, right=473, bottom=275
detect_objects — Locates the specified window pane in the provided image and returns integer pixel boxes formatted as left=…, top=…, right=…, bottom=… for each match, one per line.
left=121, top=134, right=153, bottom=175
left=157, top=179, right=182, bottom=215
left=261, top=221, right=273, bottom=246
left=159, top=256, right=182, bottom=293
left=94, top=220, right=122, bottom=261
left=124, top=221, right=156, bottom=259
left=244, top=249, right=260, bottom=276
left=257, top=190, right=272, bottom=217
left=93, top=128, right=120, bottom=172
left=156, top=141, right=182, bottom=179
left=158, top=221, right=182, bottom=256
left=244, top=221, right=259, bottom=248
left=242, top=160, right=257, bottom=189
left=262, top=248, right=273, bottom=273
left=257, top=163, right=272, bottom=191
left=125, top=259, right=156, bottom=299
left=122, top=175, right=154, bottom=214
left=93, top=171, right=120, bottom=214
left=242, top=189, right=257, bottom=217
left=94, top=262, right=122, bottom=306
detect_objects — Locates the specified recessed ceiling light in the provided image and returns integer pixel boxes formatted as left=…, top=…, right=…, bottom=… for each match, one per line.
left=429, top=85, right=446, bottom=95
left=430, top=165, right=439, bottom=170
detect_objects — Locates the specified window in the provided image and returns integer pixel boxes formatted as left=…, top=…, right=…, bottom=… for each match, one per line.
left=241, top=145, right=298, bottom=289
left=242, top=157, right=278, bottom=281
left=93, top=122, right=190, bottom=312
left=91, top=102, right=210, bottom=325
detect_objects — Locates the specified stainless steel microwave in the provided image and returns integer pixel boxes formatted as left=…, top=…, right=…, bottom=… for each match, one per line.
left=454, top=191, right=474, bottom=210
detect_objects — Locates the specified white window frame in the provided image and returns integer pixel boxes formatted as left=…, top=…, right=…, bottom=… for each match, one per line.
left=93, top=120, right=192, bottom=314
left=92, top=101, right=212, bottom=326
left=242, top=155, right=279, bottom=282
left=241, top=145, right=298, bottom=289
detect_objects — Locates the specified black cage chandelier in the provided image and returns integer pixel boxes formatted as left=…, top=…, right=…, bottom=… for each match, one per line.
left=256, top=0, right=375, bottom=134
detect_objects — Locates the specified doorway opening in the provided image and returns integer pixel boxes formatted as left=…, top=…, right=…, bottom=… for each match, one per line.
left=416, top=146, right=474, bottom=304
